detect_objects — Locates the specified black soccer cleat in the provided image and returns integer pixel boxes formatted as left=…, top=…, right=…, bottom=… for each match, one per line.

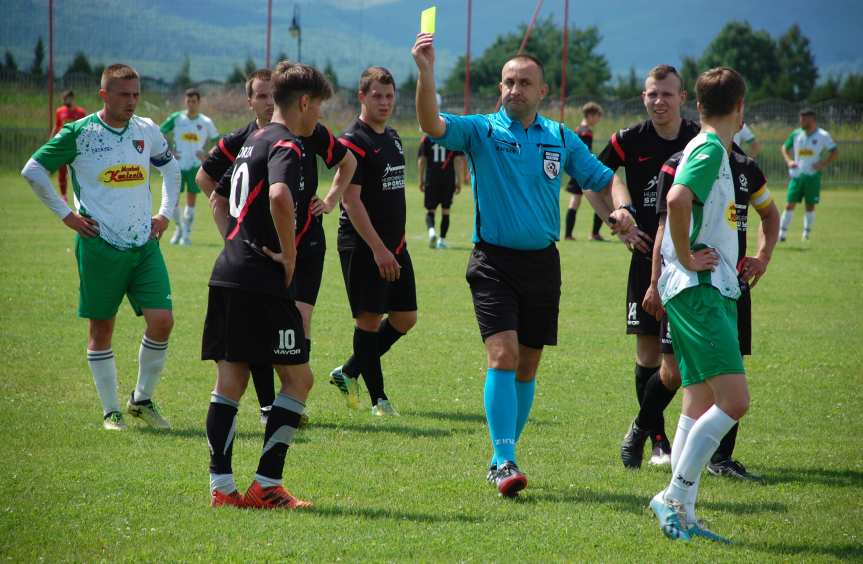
left=494, top=461, right=527, bottom=497
left=620, top=419, right=650, bottom=469
left=707, top=458, right=764, bottom=483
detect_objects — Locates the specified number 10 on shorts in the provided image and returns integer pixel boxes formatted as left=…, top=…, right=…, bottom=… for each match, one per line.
left=278, top=329, right=296, bottom=350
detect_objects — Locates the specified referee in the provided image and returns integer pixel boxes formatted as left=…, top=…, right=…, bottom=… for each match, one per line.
left=412, top=33, right=634, bottom=498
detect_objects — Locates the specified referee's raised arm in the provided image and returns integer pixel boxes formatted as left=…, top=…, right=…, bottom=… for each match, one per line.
left=412, top=33, right=446, bottom=137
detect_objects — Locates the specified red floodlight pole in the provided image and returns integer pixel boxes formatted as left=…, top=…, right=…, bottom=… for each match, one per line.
left=560, top=0, right=569, bottom=122
left=464, top=0, right=472, bottom=114
left=48, top=0, right=54, bottom=135
left=266, top=0, right=273, bottom=68
left=496, top=0, right=544, bottom=111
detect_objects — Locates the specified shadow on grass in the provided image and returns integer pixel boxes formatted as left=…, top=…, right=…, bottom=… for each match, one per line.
left=762, top=466, right=863, bottom=488
left=739, top=540, right=863, bottom=560
left=411, top=409, right=561, bottom=429
left=309, top=504, right=482, bottom=524
left=136, top=426, right=311, bottom=443
left=309, top=421, right=465, bottom=438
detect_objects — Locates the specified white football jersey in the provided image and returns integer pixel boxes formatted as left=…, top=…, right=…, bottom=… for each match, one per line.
left=161, top=111, right=218, bottom=170
left=785, top=127, right=837, bottom=176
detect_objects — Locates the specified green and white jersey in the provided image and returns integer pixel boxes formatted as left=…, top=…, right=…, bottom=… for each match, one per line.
left=732, top=123, right=755, bottom=146
left=32, top=113, right=174, bottom=249
left=783, top=127, right=837, bottom=177
left=659, top=132, right=741, bottom=304
left=160, top=111, right=218, bottom=171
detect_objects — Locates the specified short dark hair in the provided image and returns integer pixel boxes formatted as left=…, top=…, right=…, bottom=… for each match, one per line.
left=505, top=54, right=545, bottom=80
left=799, top=107, right=816, bottom=118
left=101, top=64, right=139, bottom=90
left=184, top=88, right=200, bottom=100
left=245, top=68, right=272, bottom=98
left=646, top=64, right=684, bottom=91
left=272, top=60, right=333, bottom=108
left=62, top=89, right=74, bottom=99
left=695, top=67, right=746, bottom=119
left=582, top=101, right=603, bottom=117
left=359, top=66, right=395, bottom=94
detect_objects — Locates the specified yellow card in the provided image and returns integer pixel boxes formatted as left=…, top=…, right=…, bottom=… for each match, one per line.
left=420, top=6, right=436, bottom=34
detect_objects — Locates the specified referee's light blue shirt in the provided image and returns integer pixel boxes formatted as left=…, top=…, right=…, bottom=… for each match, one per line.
left=432, top=108, right=613, bottom=250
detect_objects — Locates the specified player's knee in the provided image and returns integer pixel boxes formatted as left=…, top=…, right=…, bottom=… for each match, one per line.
left=723, top=392, right=750, bottom=420
left=488, top=346, right=518, bottom=371
left=389, top=311, right=417, bottom=333
left=146, top=311, right=174, bottom=338
left=659, top=363, right=681, bottom=389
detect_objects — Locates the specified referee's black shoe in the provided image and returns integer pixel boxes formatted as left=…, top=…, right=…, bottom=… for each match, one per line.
left=620, top=419, right=650, bottom=469
left=707, top=458, right=764, bottom=483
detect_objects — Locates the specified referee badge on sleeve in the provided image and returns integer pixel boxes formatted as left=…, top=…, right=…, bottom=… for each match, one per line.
left=543, top=150, right=561, bottom=179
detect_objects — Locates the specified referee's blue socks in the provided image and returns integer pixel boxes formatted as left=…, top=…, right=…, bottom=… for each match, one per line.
left=484, top=368, right=518, bottom=464
left=515, top=378, right=536, bottom=441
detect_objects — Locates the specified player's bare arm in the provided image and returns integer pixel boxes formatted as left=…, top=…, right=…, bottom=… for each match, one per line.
left=315, top=150, right=357, bottom=215
left=417, top=155, right=427, bottom=192
left=781, top=144, right=797, bottom=169
left=740, top=199, right=780, bottom=288
left=209, top=192, right=230, bottom=238
left=196, top=167, right=218, bottom=198
left=666, top=184, right=719, bottom=272
left=342, top=183, right=400, bottom=282
left=264, top=182, right=298, bottom=288
left=585, top=179, right=636, bottom=236
left=642, top=215, right=665, bottom=320
left=412, top=33, right=446, bottom=138
left=813, top=147, right=839, bottom=172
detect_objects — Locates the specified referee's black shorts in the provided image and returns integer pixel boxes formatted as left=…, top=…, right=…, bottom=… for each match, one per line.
left=660, top=282, right=752, bottom=356
left=466, top=242, right=561, bottom=349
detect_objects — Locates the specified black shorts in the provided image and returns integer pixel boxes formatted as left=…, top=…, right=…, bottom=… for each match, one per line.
left=424, top=183, right=456, bottom=209
left=466, top=242, right=561, bottom=349
left=565, top=179, right=583, bottom=195
left=626, top=253, right=661, bottom=336
left=294, top=250, right=325, bottom=306
left=339, top=245, right=417, bottom=318
left=202, top=286, right=309, bottom=365
left=660, top=284, right=752, bottom=356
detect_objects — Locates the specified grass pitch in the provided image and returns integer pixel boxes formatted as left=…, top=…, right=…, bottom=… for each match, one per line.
left=0, top=171, right=861, bottom=561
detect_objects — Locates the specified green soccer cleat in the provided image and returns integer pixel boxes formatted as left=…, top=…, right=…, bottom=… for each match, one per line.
left=436, top=238, right=449, bottom=249
left=103, top=411, right=128, bottom=431
left=371, top=399, right=399, bottom=417
left=330, top=366, right=361, bottom=409
left=649, top=492, right=691, bottom=542
left=126, top=394, right=171, bottom=430
left=688, top=520, right=732, bottom=544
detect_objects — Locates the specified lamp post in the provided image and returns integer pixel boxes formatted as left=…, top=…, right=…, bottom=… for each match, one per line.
left=289, top=4, right=302, bottom=63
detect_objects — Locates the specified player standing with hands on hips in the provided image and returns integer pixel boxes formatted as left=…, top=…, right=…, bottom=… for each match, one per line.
left=412, top=31, right=633, bottom=497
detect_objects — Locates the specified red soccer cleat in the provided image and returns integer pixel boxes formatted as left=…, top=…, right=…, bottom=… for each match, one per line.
left=495, top=461, right=528, bottom=497
left=210, top=489, right=245, bottom=508
left=243, top=480, right=313, bottom=510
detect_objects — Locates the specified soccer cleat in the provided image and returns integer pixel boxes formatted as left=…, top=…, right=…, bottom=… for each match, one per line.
left=707, top=458, right=764, bottom=483
left=260, top=405, right=272, bottom=426
left=494, top=461, right=527, bottom=497
left=779, top=232, right=787, bottom=242
left=620, top=419, right=650, bottom=468
left=103, top=411, right=127, bottom=431
left=179, top=235, right=191, bottom=246
left=688, top=520, right=732, bottom=544
left=126, top=394, right=171, bottom=430
left=590, top=233, right=605, bottom=242
left=210, top=489, right=245, bottom=508
left=649, top=492, right=691, bottom=542
left=649, top=437, right=672, bottom=466
left=371, top=399, right=400, bottom=417
left=801, top=230, right=810, bottom=241
left=298, top=412, right=310, bottom=428
left=243, top=480, right=313, bottom=510
left=169, top=229, right=182, bottom=245
left=436, top=238, right=449, bottom=249
left=329, top=366, right=349, bottom=394
left=486, top=464, right=498, bottom=484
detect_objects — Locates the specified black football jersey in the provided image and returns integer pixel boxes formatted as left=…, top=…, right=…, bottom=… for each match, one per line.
left=598, top=118, right=700, bottom=248
left=202, top=120, right=259, bottom=182
left=210, top=123, right=304, bottom=297
left=337, top=119, right=407, bottom=252
left=656, top=144, right=767, bottom=260
left=295, top=123, right=347, bottom=255
left=566, top=125, right=595, bottom=191
left=417, top=135, right=462, bottom=189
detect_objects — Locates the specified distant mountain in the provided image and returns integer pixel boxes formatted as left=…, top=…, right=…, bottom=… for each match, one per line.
left=1, top=0, right=858, bottom=85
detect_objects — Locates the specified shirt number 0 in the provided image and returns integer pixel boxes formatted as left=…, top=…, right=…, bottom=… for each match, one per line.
left=229, top=162, right=250, bottom=218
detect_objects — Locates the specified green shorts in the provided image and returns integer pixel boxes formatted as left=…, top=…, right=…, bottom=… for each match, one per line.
left=665, top=285, right=745, bottom=387
left=75, top=235, right=173, bottom=319
left=180, top=167, right=201, bottom=194
left=787, top=173, right=821, bottom=205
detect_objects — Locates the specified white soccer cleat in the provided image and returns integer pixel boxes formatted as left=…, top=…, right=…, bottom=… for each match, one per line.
left=801, top=230, right=810, bottom=241
left=371, top=399, right=400, bottom=417
left=169, top=229, right=183, bottom=245
left=103, top=411, right=128, bottom=431
left=649, top=444, right=672, bottom=466
left=126, top=395, right=171, bottom=430
left=436, top=238, right=449, bottom=249
left=428, top=227, right=437, bottom=248
left=179, top=235, right=192, bottom=246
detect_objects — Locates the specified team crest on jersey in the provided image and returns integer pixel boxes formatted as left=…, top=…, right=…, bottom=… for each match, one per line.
left=132, top=139, right=145, bottom=153
left=543, top=150, right=561, bottom=179
left=738, top=173, right=748, bottom=191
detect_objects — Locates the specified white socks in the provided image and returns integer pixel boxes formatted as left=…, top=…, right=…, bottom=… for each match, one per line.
left=779, top=209, right=793, bottom=236
left=133, top=336, right=169, bottom=403
left=87, top=349, right=120, bottom=415
left=183, top=206, right=196, bottom=236
left=670, top=414, right=696, bottom=474
left=803, top=211, right=815, bottom=234
left=666, top=405, right=737, bottom=509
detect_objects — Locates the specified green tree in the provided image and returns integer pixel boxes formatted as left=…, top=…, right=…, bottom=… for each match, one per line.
left=775, top=24, right=818, bottom=101
left=323, top=59, right=339, bottom=90
left=31, top=37, right=45, bottom=77
left=244, top=57, right=256, bottom=76
left=808, top=76, right=840, bottom=103
left=174, top=56, right=192, bottom=90
left=2, top=50, right=18, bottom=73
left=839, top=73, right=863, bottom=104
left=443, top=18, right=610, bottom=98
left=699, top=21, right=779, bottom=99
left=610, top=66, right=640, bottom=99
left=64, top=52, right=93, bottom=78
left=399, top=70, right=416, bottom=96
left=680, top=55, right=700, bottom=93
left=226, top=65, right=245, bottom=84
left=275, top=51, right=289, bottom=64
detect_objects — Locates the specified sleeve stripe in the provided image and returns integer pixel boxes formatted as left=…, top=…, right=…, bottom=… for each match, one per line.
left=218, top=138, right=236, bottom=162
left=661, top=164, right=677, bottom=176
left=273, top=139, right=302, bottom=158
left=610, top=132, right=626, bottom=161
left=339, top=137, right=366, bottom=158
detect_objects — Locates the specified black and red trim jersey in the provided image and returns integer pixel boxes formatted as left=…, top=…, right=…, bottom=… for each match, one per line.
left=565, top=125, right=595, bottom=191
left=417, top=135, right=462, bottom=189
left=337, top=118, right=407, bottom=252
left=210, top=123, right=304, bottom=297
left=656, top=144, right=767, bottom=260
left=202, top=120, right=259, bottom=182
left=598, top=118, right=700, bottom=247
